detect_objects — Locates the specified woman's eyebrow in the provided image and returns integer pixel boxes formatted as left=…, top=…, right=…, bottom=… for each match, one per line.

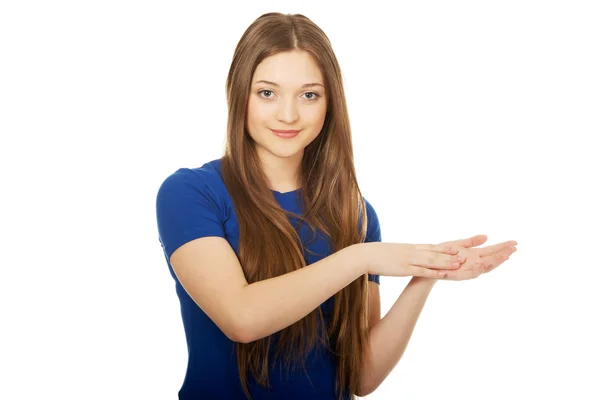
left=254, top=80, right=324, bottom=88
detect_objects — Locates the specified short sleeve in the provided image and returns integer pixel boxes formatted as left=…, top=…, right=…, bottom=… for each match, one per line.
left=363, top=197, right=382, bottom=285
left=156, top=168, right=225, bottom=262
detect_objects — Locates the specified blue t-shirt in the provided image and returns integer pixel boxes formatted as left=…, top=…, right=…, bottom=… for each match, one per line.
left=155, top=158, right=382, bottom=399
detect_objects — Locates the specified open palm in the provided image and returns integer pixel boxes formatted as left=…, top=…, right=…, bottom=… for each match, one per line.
left=437, top=235, right=518, bottom=280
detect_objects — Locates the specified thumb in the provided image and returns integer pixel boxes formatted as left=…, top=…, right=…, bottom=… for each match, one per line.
left=462, top=234, right=488, bottom=248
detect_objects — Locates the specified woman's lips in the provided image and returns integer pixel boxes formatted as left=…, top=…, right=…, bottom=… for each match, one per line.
left=271, top=129, right=300, bottom=138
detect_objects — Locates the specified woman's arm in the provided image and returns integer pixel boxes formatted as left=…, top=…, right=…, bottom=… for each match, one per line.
left=237, top=243, right=366, bottom=343
left=356, top=236, right=517, bottom=395
left=172, top=236, right=457, bottom=344
left=170, top=237, right=366, bottom=344
left=357, top=277, right=437, bottom=396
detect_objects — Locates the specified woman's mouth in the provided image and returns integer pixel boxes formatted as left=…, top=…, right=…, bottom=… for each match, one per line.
left=270, top=129, right=300, bottom=138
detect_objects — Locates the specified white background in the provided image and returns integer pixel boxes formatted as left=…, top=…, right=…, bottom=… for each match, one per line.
left=1, top=1, right=599, bottom=399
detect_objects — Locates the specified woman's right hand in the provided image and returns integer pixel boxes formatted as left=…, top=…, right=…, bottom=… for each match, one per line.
left=359, top=242, right=463, bottom=278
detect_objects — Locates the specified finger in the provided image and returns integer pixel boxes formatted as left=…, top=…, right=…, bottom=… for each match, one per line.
left=483, top=257, right=503, bottom=273
left=414, top=244, right=459, bottom=255
left=460, top=234, right=488, bottom=248
left=484, top=248, right=516, bottom=273
left=445, top=234, right=487, bottom=249
left=478, top=241, right=518, bottom=257
left=485, top=250, right=510, bottom=271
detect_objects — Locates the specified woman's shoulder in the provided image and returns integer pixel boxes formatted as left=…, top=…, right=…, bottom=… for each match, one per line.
left=159, top=158, right=225, bottom=193
left=166, top=157, right=222, bottom=182
left=155, top=158, right=234, bottom=220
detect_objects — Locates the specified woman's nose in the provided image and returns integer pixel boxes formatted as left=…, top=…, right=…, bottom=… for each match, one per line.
left=276, top=98, right=299, bottom=124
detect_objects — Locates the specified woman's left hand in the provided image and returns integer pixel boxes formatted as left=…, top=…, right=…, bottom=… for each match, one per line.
left=437, top=235, right=518, bottom=280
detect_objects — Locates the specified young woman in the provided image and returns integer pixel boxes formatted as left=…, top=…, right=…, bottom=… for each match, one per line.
left=155, top=12, right=518, bottom=400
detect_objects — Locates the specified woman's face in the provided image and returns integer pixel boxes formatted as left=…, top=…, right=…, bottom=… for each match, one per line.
left=246, top=50, right=328, bottom=162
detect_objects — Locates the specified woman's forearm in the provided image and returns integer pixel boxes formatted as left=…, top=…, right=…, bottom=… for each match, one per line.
left=358, top=277, right=437, bottom=396
left=238, top=244, right=366, bottom=343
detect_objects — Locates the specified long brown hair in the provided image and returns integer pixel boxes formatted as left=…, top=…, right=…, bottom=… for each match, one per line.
left=220, top=12, right=373, bottom=400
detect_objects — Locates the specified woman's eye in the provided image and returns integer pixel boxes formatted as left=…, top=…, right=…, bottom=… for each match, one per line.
left=259, top=90, right=274, bottom=98
left=303, top=92, right=319, bottom=101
